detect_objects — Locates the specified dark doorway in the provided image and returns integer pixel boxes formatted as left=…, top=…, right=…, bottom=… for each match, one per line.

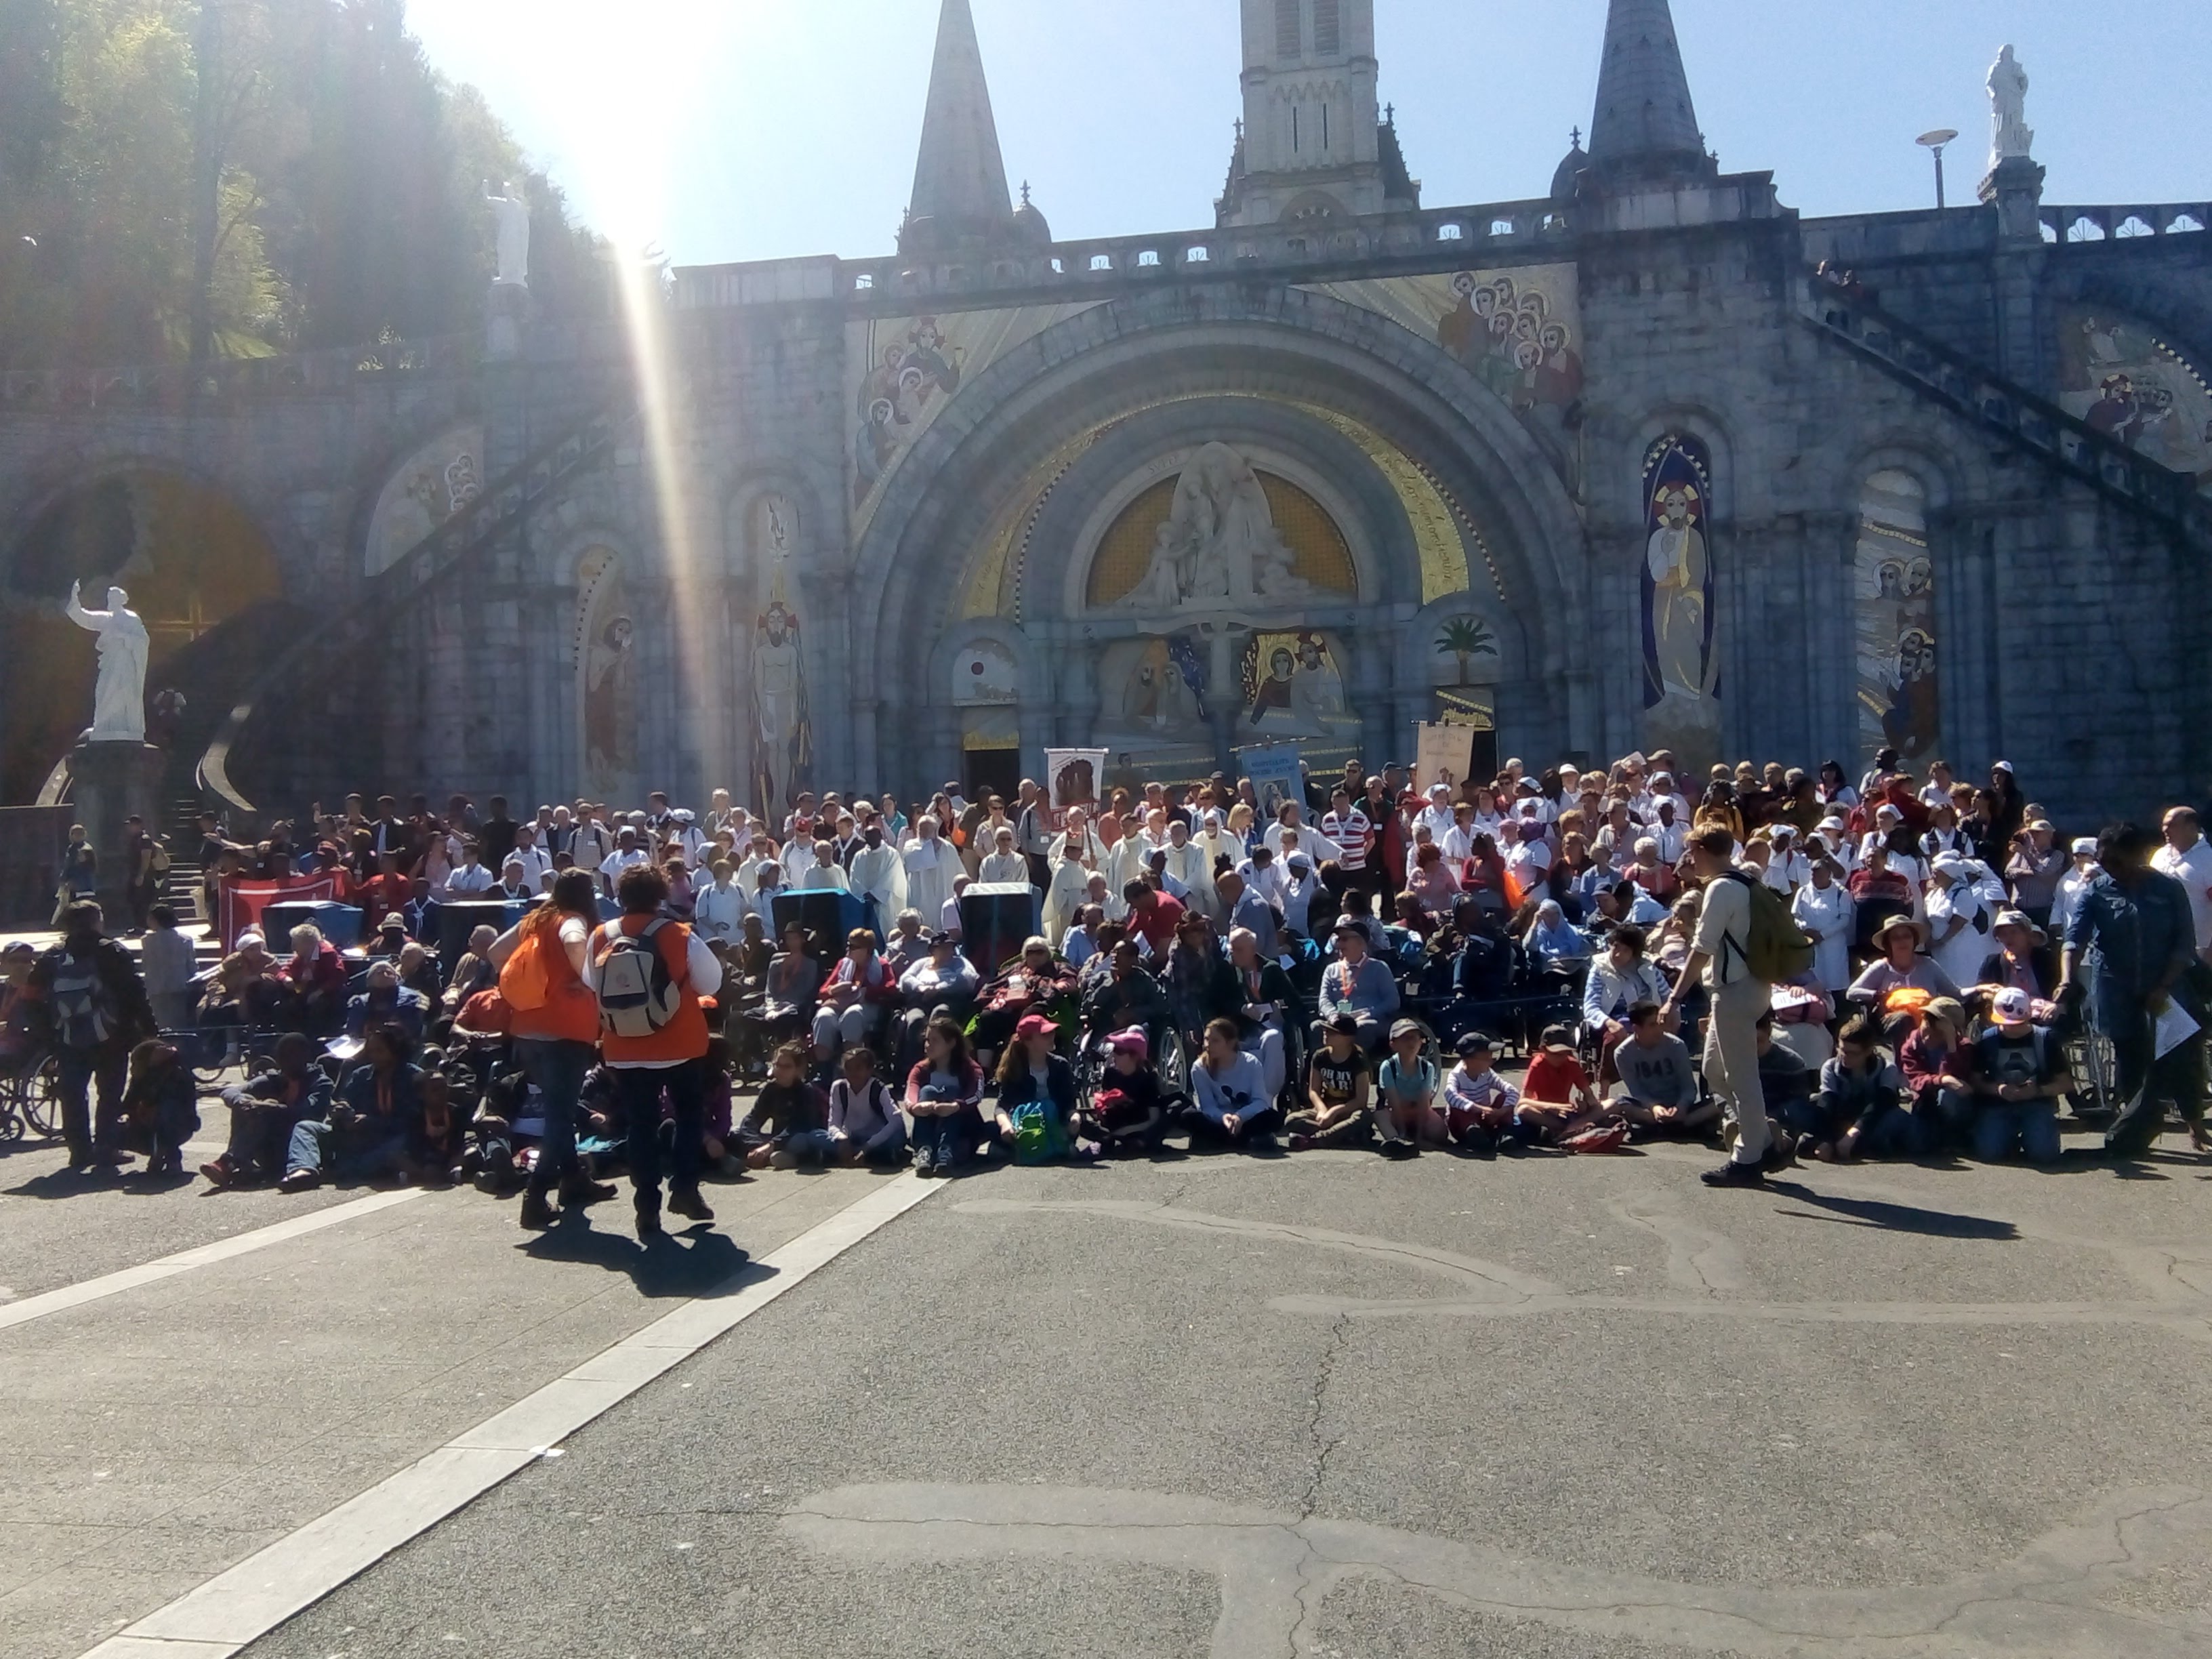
left=963, top=748, right=1022, bottom=806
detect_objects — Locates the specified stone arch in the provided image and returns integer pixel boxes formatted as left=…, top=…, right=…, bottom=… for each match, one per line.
left=846, top=285, right=1591, bottom=787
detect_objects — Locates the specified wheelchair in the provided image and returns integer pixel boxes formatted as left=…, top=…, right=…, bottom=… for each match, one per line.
left=0, top=1050, right=61, bottom=1142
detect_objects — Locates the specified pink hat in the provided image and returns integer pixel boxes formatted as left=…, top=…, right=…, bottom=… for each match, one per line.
left=1105, top=1025, right=1150, bottom=1061
left=1014, top=1013, right=1058, bottom=1042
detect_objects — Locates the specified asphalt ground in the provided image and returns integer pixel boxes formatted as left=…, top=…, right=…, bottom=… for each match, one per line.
left=81, top=1126, right=2199, bottom=1659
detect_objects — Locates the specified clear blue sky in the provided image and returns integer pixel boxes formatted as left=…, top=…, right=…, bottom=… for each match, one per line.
left=406, top=0, right=2211, bottom=267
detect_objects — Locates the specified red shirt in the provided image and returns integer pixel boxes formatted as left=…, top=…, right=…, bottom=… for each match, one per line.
left=1523, top=1051, right=1591, bottom=1105
left=1128, top=893, right=1187, bottom=955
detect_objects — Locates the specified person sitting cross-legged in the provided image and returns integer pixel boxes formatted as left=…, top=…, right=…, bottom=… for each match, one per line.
left=1374, top=1018, right=1450, bottom=1160
left=1608, top=1001, right=1719, bottom=1141
left=739, top=1042, right=836, bottom=1170
left=1515, top=1025, right=1627, bottom=1151
left=1968, top=987, right=2068, bottom=1164
left=1286, top=1012, right=1376, bottom=1152
left=1187, top=1017, right=1282, bottom=1153
left=1796, top=1015, right=1929, bottom=1164
left=992, top=1013, right=1081, bottom=1164
left=905, top=1017, right=985, bottom=1177
left=1440, top=1031, right=1519, bottom=1157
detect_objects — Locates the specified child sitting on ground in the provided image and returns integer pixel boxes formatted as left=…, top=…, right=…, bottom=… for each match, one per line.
left=828, top=1046, right=910, bottom=1167
left=1286, top=1013, right=1374, bottom=1151
left=739, top=1042, right=834, bottom=1170
left=1374, top=1018, right=1448, bottom=1159
left=1799, top=1015, right=1925, bottom=1164
left=1076, top=1026, right=1172, bottom=1156
left=1517, top=1025, right=1628, bottom=1152
left=1441, top=1032, right=1519, bottom=1157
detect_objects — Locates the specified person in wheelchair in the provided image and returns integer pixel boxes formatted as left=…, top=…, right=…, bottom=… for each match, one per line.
left=1316, top=919, right=1399, bottom=1054
left=1582, top=925, right=1670, bottom=1084
left=811, top=928, right=899, bottom=1080
left=970, top=936, right=1079, bottom=1071
left=1081, top=939, right=1170, bottom=1052
left=1163, top=914, right=1240, bottom=1061
left=0, top=941, right=37, bottom=1077
left=892, top=930, right=980, bottom=1076
left=1227, top=925, right=1298, bottom=1104
left=748, top=919, right=823, bottom=1060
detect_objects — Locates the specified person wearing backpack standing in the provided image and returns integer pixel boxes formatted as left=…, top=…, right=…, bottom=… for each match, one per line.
left=491, top=870, right=619, bottom=1230
left=1662, top=828, right=1792, bottom=1189
left=26, top=901, right=157, bottom=1170
left=586, top=863, right=724, bottom=1240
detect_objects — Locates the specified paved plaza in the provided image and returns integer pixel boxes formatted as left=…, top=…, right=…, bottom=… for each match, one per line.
left=4, top=1109, right=2209, bottom=1658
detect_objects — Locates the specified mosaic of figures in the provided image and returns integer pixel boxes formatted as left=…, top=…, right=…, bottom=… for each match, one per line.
left=1301, top=264, right=1584, bottom=417
left=2055, top=307, right=2212, bottom=492
left=1853, top=470, right=1938, bottom=765
left=846, top=303, right=1104, bottom=540
left=365, top=425, right=484, bottom=577
left=1639, top=434, right=1720, bottom=758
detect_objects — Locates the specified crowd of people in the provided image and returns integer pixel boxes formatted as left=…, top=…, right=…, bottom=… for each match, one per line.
left=3, top=743, right=2208, bottom=1237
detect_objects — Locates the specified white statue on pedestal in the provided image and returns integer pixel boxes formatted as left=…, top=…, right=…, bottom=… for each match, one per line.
left=1988, top=45, right=2034, bottom=171
left=65, top=581, right=150, bottom=744
left=485, top=179, right=531, bottom=287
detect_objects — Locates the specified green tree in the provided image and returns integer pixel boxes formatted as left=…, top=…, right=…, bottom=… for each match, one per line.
left=1435, top=615, right=1499, bottom=685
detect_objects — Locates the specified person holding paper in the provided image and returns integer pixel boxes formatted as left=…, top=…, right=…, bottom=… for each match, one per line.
left=2058, top=823, right=2207, bottom=1158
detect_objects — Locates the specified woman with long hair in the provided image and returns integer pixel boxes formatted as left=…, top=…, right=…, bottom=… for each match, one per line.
left=491, top=869, right=617, bottom=1229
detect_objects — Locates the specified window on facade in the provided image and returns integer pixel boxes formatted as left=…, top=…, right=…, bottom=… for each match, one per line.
left=1275, top=0, right=1301, bottom=60
left=1322, top=104, right=1330, bottom=151
left=1185, top=246, right=1211, bottom=262
left=1292, top=105, right=1300, bottom=154
left=1137, top=249, right=1160, bottom=266
left=1315, top=0, right=1340, bottom=54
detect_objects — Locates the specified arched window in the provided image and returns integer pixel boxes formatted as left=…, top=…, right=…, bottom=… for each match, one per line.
left=1853, top=470, right=1936, bottom=766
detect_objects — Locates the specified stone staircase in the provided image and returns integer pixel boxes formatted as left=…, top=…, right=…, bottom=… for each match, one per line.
left=1793, top=270, right=2212, bottom=555
left=196, top=396, right=636, bottom=815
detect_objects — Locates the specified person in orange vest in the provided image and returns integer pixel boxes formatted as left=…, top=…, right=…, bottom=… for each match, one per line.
left=491, top=869, right=619, bottom=1230
left=585, top=863, right=724, bottom=1240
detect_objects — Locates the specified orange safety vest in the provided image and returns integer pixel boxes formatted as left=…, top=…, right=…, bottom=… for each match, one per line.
left=506, top=912, right=602, bottom=1046
left=592, top=914, right=710, bottom=1064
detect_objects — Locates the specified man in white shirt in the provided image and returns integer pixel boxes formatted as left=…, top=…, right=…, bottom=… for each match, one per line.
left=1649, top=798, right=1689, bottom=865
left=571, top=807, right=615, bottom=873
left=508, top=823, right=552, bottom=893
left=798, top=840, right=851, bottom=893
left=444, top=840, right=496, bottom=898
left=597, top=827, right=649, bottom=896
left=1414, top=783, right=1456, bottom=846
left=1918, top=761, right=1955, bottom=813
left=2153, top=807, right=2212, bottom=962
left=1925, top=854, right=1994, bottom=989
left=1763, top=825, right=1811, bottom=894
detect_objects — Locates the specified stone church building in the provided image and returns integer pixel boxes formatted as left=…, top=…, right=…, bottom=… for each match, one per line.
left=2, top=0, right=2208, bottom=828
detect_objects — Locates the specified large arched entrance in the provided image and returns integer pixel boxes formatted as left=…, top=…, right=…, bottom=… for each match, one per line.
left=844, top=287, right=1586, bottom=796
left=1, top=470, right=289, bottom=804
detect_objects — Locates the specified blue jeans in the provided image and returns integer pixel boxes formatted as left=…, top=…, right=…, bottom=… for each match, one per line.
left=514, top=1038, right=594, bottom=1197
left=773, top=1129, right=836, bottom=1165
left=916, top=1110, right=975, bottom=1168
left=1974, top=1101, right=2061, bottom=1163
left=285, top=1120, right=410, bottom=1182
left=1852, top=1105, right=1932, bottom=1160
left=613, top=1059, right=707, bottom=1221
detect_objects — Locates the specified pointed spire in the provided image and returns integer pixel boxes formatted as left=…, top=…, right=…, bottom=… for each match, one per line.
left=1586, top=0, right=1712, bottom=179
left=903, top=0, right=1016, bottom=255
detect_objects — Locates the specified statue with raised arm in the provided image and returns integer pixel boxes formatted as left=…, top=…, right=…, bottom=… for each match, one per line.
left=485, top=178, right=531, bottom=287
left=1988, top=45, right=2033, bottom=169
left=65, top=581, right=151, bottom=744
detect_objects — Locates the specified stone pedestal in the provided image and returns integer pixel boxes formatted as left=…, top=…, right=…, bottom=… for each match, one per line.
left=486, top=279, right=531, bottom=361
left=1979, top=155, right=2047, bottom=243
left=70, top=740, right=163, bottom=922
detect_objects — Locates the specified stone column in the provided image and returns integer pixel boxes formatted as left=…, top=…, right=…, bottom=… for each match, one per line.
left=70, top=741, right=163, bottom=923
left=1980, top=157, right=2049, bottom=388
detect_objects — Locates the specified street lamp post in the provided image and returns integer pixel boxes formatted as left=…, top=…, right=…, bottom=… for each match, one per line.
left=1917, top=129, right=1959, bottom=211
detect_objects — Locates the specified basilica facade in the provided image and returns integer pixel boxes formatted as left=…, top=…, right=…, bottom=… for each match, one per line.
left=1, top=0, right=2208, bottom=829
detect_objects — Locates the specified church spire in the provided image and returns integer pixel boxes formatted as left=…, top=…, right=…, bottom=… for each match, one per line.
left=902, top=0, right=1017, bottom=255
left=1584, top=0, right=1713, bottom=180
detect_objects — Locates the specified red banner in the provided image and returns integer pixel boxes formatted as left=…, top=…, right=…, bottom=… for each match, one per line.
left=217, top=876, right=340, bottom=951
